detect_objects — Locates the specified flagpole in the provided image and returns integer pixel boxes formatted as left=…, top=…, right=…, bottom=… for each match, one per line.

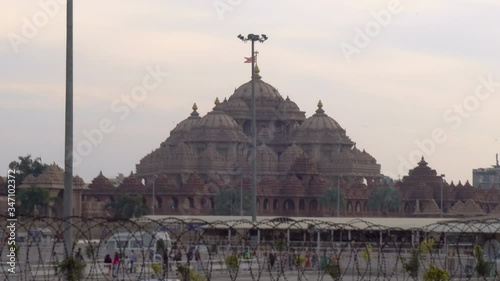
left=237, top=34, right=268, bottom=223
left=250, top=38, right=257, bottom=223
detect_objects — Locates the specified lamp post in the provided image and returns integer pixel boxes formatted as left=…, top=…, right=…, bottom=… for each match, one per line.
left=240, top=173, right=243, bottom=216
left=63, top=0, right=74, bottom=260
left=152, top=174, right=158, bottom=216
left=440, top=174, right=445, bottom=218
left=237, top=33, right=268, bottom=222
left=337, top=175, right=342, bottom=217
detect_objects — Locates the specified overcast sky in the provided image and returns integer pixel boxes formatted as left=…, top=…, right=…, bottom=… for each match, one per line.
left=1, top=0, right=499, bottom=184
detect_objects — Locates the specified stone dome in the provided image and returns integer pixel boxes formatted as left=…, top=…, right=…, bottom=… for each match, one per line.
left=73, top=175, right=86, bottom=187
left=196, top=110, right=240, bottom=130
left=32, top=163, right=64, bottom=185
left=279, top=144, right=305, bottom=172
left=186, top=110, right=249, bottom=143
left=278, top=96, right=300, bottom=113
left=88, top=171, right=114, bottom=189
left=299, top=100, right=342, bottom=131
left=294, top=101, right=353, bottom=145
left=171, top=103, right=201, bottom=134
left=229, top=66, right=284, bottom=104
left=118, top=172, right=145, bottom=189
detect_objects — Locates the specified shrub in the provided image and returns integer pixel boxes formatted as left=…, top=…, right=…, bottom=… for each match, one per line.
left=176, top=264, right=206, bottom=281
left=423, top=264, right=449, bottom=281
left=151, top=262, right=162, bottom=278
left=403, top=249, right=420, bottom=279
left=295, top=255, right=306, bottom=267
left=361, top=244, right=372, bottom=263
left=474, top=244, right=493, bottom=277
left=56, top=256, right=86, bottom=281
left=177, top=264, right=190, bottom=281
left=327, top=257, right=341, bottom=281
left=225, top=254, right=240, bottom=272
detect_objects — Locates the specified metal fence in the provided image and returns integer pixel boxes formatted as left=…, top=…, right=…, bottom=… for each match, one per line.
left=1, top=215, right=500, bottom=281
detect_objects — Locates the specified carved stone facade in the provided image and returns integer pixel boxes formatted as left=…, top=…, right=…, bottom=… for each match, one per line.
left=80, top=68, right=500, bottom=218
left=18, top=163, right=86, bottom=216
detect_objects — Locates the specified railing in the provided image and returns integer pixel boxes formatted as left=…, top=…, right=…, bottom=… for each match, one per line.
left=2, top=215, right=500, bottom=280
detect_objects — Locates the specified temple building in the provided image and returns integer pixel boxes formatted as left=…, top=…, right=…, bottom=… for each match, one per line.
left=129, top=66, right=381, bottom=216
left=12, top=66, right=500, bottom=218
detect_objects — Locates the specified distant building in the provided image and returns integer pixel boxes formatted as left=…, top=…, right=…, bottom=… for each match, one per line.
left=473, top=154, right=500, bottom=189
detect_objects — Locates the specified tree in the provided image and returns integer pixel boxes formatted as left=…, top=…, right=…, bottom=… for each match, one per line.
left=212, top=188, right=251, bottom=216
left=8, top=154, right=48, bottom=185
left=105, top=194, right=149, bottom=219
left=367, top=186, right=400, bottom=215
left=319, top=187, right=345, bottom=216
left=18, top=186, right=50, bottom=216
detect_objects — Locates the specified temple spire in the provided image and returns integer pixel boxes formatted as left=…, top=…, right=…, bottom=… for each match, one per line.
left=191, top=103, right=199, bottom=117
left=253, top=64, right=261, bottom=79
left=315, top=100, right=325, bottom=114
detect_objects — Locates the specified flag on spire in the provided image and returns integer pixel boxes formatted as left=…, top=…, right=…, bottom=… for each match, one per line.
left=244, top=52, right=258, bottom=63
left=244, top=56, right=255, bottom=63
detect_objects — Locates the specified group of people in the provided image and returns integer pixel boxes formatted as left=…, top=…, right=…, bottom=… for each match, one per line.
left=103, top=251, right=124, bottom=277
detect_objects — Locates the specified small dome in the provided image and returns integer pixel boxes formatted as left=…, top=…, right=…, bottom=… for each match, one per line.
left=277, top=96, right=300, bottom=113
left=88, top=171, right=114, bottom=189
left=196, top=110, right=240, bottom=130
left=299, top=101, right=342, bottom=131
left=73, top=175, right=85, bottom=187
left=118, top=172, right=145, bottom=189
left=170, top=103, right=201, bottom=134
left=294, top=101, right=353, bottom=145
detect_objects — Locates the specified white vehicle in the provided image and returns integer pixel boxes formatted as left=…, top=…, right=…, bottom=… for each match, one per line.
left=105, top=230, right=171, bottom=261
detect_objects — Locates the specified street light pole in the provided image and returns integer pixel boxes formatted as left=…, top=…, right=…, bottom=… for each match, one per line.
left=237, top=33, right=268, bottom=222
left=337, top=175, right=341, bottom=217
left=240, top=173, right=243, bottom=216
left=440, top=174, right=445, bottom=218
left=152, top=174, right=157, bottom=216
left=63, top=0, right=74, bottom=261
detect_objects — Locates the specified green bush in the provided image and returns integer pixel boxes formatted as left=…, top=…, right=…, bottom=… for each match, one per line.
left=474, top=244, right=493, bottom=277
left=361, top=244, right=372, bottom=263
left=157, top=239, right=166, bottom=254
left=423, top=264, right=449, bottom=281
left=295, top=255, right=306, bottom=267
left=177, top=264, right=190, bottom=281
left=327, top=258, right=341, bottom=281
left=176, top=264, right=206, bottom=281
left=225, top=254, right=240, bottom=272
left=151, top=262, right=162, bottom=278
left=56, top=257, right=86, bottom=281
left=403, top=249, right=420, bottom=279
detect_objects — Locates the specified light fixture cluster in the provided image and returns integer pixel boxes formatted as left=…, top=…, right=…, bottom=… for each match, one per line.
left=237, top=34, right=268, bottom=43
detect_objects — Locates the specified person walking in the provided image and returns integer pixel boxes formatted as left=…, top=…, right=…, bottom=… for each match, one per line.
left=75, top=248, right=84, bottom=262
left=162, top=249, right=170, bottom=279
left=194, top=248, right=201, bottom=271
left=112, top=252, right=119, bottom=278
left=104, top=254, right=112, bottom=276
left=129, top=250, right=136, bottom=273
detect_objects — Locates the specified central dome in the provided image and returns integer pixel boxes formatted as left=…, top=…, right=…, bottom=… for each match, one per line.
left=228, top=66, right=284, bottom=104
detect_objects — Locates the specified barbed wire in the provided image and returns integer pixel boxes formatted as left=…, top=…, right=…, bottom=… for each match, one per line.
left=1, top=215, right=500, bottom=280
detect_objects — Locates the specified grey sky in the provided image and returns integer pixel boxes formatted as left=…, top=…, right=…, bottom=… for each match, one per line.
left=1, top=0, right=499, bottom=183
